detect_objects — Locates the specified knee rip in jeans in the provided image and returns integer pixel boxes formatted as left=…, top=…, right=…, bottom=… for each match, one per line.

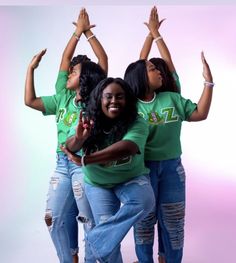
left=45, top=209, right=53, bottom=226
left=161, top=202, right=185, bottom=250
left=77, top=215, right=89, bottom=224
left=135, top=212, right=156, bottom=244
left=50, top=177, right=60, bottom=190
left=73, top=181, right=84, bottom=199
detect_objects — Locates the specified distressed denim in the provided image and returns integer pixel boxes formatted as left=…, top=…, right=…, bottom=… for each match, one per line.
left=134, top=158, right=185, bottom=263
left=45, top=153, right=96, bottom=263
left=85, top=174, right=155, bottom=263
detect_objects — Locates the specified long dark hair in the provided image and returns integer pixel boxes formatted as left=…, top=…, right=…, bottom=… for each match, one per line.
left=150, top=57, right=179, bottom=93
left=83, top=77, right=138, bottom=153
left=124, top=59, right=149, bottom=100
left=79, top=61, right=107, bottom=107
left=124, top=58, right=179, bottom=100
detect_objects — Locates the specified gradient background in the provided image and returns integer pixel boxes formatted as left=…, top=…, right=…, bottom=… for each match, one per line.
left=0, top=1, right=236, bottom=262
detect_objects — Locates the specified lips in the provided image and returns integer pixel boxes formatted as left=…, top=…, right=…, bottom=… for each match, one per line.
left=108, top=105, right=121, bottom=113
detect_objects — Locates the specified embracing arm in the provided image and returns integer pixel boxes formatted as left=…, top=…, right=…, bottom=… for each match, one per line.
left=61, top=140, right=139, bottom=166
left=141, top=6, right=175, bottom=73
left=189, top=52, right=214, bottom=121
left=24, top=49, right=46, bottom=112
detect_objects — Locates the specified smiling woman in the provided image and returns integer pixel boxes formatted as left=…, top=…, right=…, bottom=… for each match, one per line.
left=60, top=77, right=155, bottom=262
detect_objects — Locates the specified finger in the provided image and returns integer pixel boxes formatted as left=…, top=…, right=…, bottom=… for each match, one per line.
left=89, top=24, right=96, bottom=29
left=159, top=18, right=166, bottom=26
left=79, top=110, right=83, bottom=122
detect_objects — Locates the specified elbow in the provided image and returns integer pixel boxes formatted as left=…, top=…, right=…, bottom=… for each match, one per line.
left=24, top=99, right=32, bottom=107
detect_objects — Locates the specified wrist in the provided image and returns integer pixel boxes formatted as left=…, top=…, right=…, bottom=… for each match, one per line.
left=154, top=36, right=163, bottom=43
left=204, top=80, right=214, bottom=87
left=81, top=154, right=86, bottom=166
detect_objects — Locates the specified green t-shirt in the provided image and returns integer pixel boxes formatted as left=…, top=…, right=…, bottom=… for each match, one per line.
left=80, top=117, right=150, bottom=188
left=41, top=71, right=81, bottom=153
left=172, top=71, right=181, bottom=92
left=138, top=91, right=197, bottom=161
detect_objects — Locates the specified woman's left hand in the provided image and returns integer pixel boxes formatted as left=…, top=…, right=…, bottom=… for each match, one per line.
left=60, top=145, right=82, bottom=166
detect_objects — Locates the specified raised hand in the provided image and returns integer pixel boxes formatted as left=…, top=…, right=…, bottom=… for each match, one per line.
left=74, top=111, right=93, bottom=141
left=201, top=51, right=213, bottom=83
left=144, top=6, right=165, bottom=36
left=29, top=49, right=46, bottom=69
left=73, top=8, right=96, bottom=33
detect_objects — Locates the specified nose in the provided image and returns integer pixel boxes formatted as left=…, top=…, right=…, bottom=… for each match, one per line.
left=110, top=96, right=116, bottom=103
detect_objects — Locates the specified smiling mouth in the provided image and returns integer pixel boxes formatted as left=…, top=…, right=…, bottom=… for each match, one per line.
left=108, top=106, right=121, bottom=112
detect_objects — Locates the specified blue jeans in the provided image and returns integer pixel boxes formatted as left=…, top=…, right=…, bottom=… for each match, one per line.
left=45, top=153, right=96, bottom=263
left=85, top=174, right=155, bottom=263
left=134, top=158, right=185, bottom=263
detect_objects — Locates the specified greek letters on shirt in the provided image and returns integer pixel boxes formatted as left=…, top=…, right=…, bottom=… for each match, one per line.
left=56, top=108, right=78, bottom=127
left=139, top=107, right=179, bottom=125
left=91, top=144, right=132, bottom=168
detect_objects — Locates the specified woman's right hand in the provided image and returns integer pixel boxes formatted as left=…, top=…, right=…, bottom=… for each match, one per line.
left=73, top=8, right=96, bottom=34
left=144, top=6, right=165, bottom=37
left=29, top=49, right=46, bottom=69
left=75, top=111, right=94, bottom=141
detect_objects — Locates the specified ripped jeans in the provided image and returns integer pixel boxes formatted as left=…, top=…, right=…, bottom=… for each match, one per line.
left=85, top=174, right=155, bottom=263
left=45, top=153, right=96, bottom=263
left=134, top=158, right=185, bottom=263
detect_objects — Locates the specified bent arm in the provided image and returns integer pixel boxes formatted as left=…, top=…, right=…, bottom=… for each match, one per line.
left=143, top=6, right=176, bottom=73
left=189, top=52, right=213, bottom=121
left=62, top=140, right=139, bottom=166
left=24, top=50, right=46, bottom=112
left=84, top=28, right=108, bottom=74
left=84, top=140, right=138, bottom=165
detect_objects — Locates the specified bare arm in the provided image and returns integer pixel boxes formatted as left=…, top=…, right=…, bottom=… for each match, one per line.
left=140, top=33, right=153, bottom=60
left=77, top=8, right=108, bottom=74
left=59, top=8, right=95, bottom=72
left=189, top=52, right=214, bottom=121
left=61, top=140, right=139, bottom=166
left=24, top=49, right=46, bottom=112
left=143, top=6, right=175, bottom=73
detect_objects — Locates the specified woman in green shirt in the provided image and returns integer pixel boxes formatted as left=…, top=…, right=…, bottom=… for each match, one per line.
left=61, top=77, right=155, bottom=263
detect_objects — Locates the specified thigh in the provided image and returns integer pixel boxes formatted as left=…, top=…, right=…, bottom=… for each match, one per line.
left=46, top=155, right=74, bottom=217
left=85, top=183, right=120, bottom=225
left=145, top=161, right=161, bottom=203
left=70, top=163, right=94, bottom=221
left=116, top=175, right=155, bottom=213
left=159, top=158, right=185, bottom=204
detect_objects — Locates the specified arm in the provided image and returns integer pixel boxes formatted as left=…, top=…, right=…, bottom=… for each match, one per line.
left=24, top=49, right=46, bottom=112
left=143, top=6, right=175, bottom=73
left=83, top=9, right=108, bottom=74
left=59, top=8, right=95, bottom=72
left=61, top=140, right=139, bottom=166
left=189, top=52, right=213, bottom=121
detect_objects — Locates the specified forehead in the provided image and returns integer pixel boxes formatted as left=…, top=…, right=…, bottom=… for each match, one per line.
left=103, top=82, right=124, bottom=93
left=146, top=61, right=155, bottom=69
left=71, top=63, right=81, bottom=71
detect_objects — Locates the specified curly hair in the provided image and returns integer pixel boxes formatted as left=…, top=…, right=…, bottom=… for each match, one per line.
left=79, top=61, right=107, bottom=108
left=70, top=54, right=91, bottom=68
left=150, top=57, right=179, bottom=93
left=83, top=77, right=138, bottom=153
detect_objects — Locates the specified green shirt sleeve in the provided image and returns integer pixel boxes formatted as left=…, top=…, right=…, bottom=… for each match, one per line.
left=55, top=71, right=69, bottom=94
left=41, top=94, right=58, bottom=115
left=122, top=117, right=148, bottom=153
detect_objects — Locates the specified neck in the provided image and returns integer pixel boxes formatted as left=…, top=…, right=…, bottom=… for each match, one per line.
left=143, top=92, right=155, bottom=102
